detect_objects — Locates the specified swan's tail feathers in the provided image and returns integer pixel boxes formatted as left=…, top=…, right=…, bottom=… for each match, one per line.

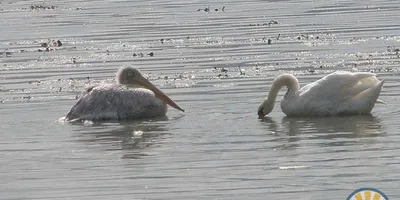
left=375, top=79, right=385, bottom=104
left=376, top=99, right=386, bottom=104
left=378, top=79, right=385, bottom=90
left=376, top=79, right=385, bottom=88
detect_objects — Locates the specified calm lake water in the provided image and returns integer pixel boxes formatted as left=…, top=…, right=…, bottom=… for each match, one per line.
left=1, top=0, right=400, bottom=199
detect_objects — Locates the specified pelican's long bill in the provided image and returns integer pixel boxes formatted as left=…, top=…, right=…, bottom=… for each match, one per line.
left=135, top=75, right=185, bottom=112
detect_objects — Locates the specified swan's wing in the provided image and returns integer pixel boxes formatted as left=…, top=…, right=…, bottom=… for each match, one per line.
left=298, top=71, right=381, bottom=102
left=283, top=71, right=384, bottom=116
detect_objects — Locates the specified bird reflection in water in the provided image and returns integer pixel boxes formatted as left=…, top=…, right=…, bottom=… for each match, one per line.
left=73, top=117, right=171, bottom=159
left=259, top=115, right=384, bottom=148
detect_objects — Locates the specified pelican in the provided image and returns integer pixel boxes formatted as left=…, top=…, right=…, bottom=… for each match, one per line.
left=257, top=71, right=385, bottom=118
left=65, top=66, right=184, bottom=121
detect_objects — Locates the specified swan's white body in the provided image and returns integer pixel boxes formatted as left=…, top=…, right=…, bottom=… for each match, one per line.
left=258, top=71, right=385, bottom=118
left=65, top=66, right=184, bottom=121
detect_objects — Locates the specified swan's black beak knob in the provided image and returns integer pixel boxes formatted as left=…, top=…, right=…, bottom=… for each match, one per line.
left=258, top=110, right=264, bottom=119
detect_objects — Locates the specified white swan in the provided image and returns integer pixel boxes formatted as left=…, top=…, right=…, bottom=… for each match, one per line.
left=65, top=66, right=184, bottom=121
left=257, top=71, right=385, bottom=118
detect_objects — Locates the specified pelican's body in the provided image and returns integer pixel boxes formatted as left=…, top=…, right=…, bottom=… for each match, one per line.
left=258, top=71, right=385, bottom=118
left=65, top=66, right=184, bottom=121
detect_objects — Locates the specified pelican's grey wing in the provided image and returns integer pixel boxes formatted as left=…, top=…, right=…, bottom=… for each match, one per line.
left=65, top=84, right=167, bottom=121
left=65, top=84, right=115, bottom=121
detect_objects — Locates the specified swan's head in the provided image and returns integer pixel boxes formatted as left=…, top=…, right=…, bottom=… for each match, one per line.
left=257, top=99, right=274, bottom=119
left=257, top=74, right=300, bottom=119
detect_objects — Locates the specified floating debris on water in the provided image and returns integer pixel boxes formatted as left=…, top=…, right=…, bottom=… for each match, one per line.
left=29, top=5, right=56, bottom=10
left=197, top=5, right=225, bottom=13
left=37, top=39, right=63, bottom=52
left=249, top=20, right=278, bottom=27
left=387, top=45, right=400, bottom=57
left=212, top=67, right=230, bottom=78
left=214, top=6, right=225, bottom=12
left=56, top=40, right=62, bottom=46
left=197, top=5, right=210, bottom=12
left=217, top=73, right=229, bottom=78
left=238, top=66, right=245, bottom=75
left=296, top=34, right=324, bottom=41
left=0, top=51, right=12, bottom=57
left=132, top=52, right=151, bottom=58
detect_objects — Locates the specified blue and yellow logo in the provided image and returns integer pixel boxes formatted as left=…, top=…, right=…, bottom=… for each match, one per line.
left=347, top=188, right=389, bottom=200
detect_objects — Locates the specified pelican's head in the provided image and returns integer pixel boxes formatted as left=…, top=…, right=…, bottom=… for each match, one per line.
left=116, top=66, right=144, bottom=85
left=116, top=66, right=185, bottom=112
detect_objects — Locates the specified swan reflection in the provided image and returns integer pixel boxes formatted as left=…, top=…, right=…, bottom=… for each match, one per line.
left=260, top=115, right=384, bottom=148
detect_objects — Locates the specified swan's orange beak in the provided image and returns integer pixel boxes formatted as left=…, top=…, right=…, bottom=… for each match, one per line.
left=135, top=75, right=185, bottom=112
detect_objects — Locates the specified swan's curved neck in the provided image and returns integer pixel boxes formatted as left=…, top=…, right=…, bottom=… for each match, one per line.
left=268, top=74, right=299, bottom=99
left=263, top=74, right=300, bottom=111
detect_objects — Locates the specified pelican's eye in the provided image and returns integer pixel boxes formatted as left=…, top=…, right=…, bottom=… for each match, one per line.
left=130, top=70, right=140, bottom=78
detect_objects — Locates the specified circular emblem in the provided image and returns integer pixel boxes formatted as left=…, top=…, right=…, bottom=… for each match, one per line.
left=346, top=188, right=389, bottom=200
